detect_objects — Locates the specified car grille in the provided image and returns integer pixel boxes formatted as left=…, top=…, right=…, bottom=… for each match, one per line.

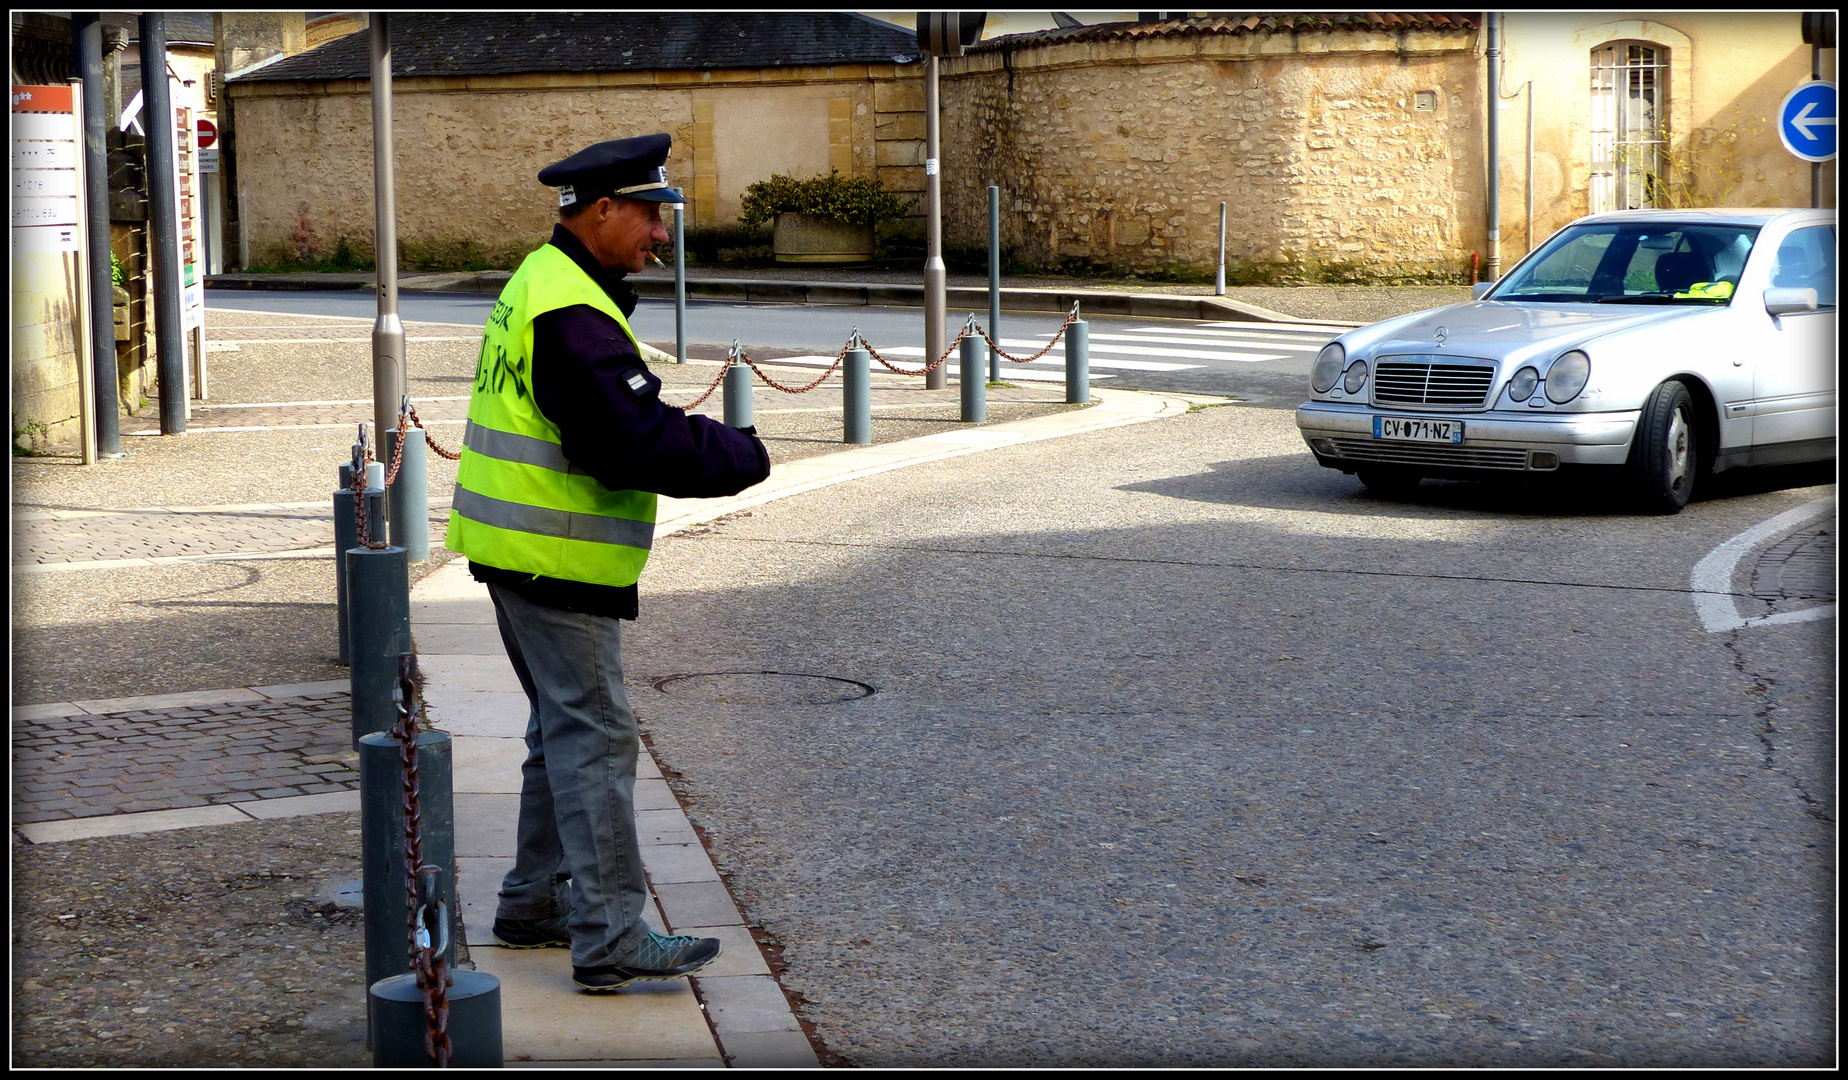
left=1371, top=357, right=1495, bottom=409
left=1329, top=438, right=1531, bottom=471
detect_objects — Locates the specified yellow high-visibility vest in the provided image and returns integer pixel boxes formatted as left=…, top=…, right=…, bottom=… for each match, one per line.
left=446, top=244, right=656, bottom=587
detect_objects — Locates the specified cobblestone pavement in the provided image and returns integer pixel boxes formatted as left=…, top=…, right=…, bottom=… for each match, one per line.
left=1751, top=524, right=1835, bottom=606
left=13, top=690, right=357, bottom=825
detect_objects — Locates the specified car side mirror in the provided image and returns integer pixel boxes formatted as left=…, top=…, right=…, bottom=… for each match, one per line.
left=1764, top=287, right=1819, bottom=317
left=1471, top=282, right=1495, bottom=300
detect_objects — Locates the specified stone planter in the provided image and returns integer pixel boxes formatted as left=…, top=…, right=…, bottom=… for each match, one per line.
left=772, top=213, right=874, bottom=264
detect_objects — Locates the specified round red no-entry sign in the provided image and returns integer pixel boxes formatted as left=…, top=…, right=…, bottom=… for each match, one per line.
left=196, top=117, right=217, bottom=149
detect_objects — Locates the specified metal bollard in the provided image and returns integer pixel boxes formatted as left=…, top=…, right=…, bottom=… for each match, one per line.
left=358, top=727, right=458, bottom=1037
left=960, top=328, right=985, bottom=423
left=988, top=185, right=1001, bottom=384
left=723, top=362, right=753, bottom=429
left=348, top=544, right=410, bottom=747
left=384, top=427, right=429, bottom=562
left=843, top=339, right=871, bottom=444
left=334, top=463, right=358, bottom=666
left=1066, top=316, right=1090, bottom=404
left=673, top=190, right=686, bottom=365
left=371, top=969, right=502, bottom=1067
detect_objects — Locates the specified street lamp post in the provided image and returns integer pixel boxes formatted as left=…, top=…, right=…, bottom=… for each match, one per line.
left=923, top=52, right=946, bottom=390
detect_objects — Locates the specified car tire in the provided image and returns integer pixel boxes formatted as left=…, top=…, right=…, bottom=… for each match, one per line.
left=1624, top=380, right=1698, bottom=514
left=1355, top=466, right=1423, bottom=495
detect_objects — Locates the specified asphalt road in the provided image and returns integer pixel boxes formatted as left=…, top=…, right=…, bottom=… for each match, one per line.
left=619, top=403, right=1833, bottom=1067
left=204, top=290, right=1346, bottom=407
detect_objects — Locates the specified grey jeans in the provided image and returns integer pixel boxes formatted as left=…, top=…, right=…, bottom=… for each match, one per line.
left=487, top=582, right=651, bottom=968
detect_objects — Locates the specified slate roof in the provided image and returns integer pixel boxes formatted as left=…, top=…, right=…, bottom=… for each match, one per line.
left=969, top=12, right=1480, bottom=51
left=231, top=11, right=921, bottom=83
left=101, top=11, right=215, bottom=48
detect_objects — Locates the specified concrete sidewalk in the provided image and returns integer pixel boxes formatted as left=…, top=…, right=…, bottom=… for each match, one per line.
left=411, top=386, right=1206, bottom=1067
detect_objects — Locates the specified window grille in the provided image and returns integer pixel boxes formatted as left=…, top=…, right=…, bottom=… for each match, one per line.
left=1589, top=43, right=1668, bottom=212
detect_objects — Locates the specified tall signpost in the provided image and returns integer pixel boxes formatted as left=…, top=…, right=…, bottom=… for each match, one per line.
left=914, top=13, right=986, bottom=390
left=140, top=12, right=186, bottom=435
left=371, top=14, right=405, bottom=458
left=1794, top=13, right=1838, bottom=208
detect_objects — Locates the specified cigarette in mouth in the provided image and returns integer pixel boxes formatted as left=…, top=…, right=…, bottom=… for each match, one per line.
left=648, top=252, right=666, bottom=268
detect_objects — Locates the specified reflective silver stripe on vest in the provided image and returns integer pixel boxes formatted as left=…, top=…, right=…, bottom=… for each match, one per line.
left=452, top=486, right=655, bottom=550
left=463, top=420, right=572, bottom=473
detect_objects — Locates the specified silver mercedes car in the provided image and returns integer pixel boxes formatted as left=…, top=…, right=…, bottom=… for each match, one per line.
left=1295, top=208, right=1837, bottom=513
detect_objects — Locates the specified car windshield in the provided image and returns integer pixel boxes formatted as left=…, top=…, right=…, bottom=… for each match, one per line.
left=1489, top=222, right=1761, bottom=305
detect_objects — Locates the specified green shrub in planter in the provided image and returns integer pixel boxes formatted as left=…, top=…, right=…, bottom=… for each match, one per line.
left=738, top=170, right=912, bottom=229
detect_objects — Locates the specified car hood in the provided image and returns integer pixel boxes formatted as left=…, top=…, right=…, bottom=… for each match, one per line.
left=1350, top=301, right=1708, bottom=365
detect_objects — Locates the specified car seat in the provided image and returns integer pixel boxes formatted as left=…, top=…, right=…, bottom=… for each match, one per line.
left=1653, top=251, right=1711, bottom=293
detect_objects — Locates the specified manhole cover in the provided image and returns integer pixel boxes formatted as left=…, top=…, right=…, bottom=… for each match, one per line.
left=652, top=671, right=875, bottom=707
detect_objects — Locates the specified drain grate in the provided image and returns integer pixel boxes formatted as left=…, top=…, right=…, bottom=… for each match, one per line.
left=652, top=671, right=875, bottom=707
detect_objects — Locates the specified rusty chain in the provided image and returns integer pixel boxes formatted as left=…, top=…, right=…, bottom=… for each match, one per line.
left=402, top=402, right=461, bottom=461
left=349, top=426, right=381, bottom=549
left=970, top=307, right=1081, bottom=365
left=396, top=655, right=453, bottom=1067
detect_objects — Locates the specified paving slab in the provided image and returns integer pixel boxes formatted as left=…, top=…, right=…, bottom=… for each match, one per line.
left=472, top=947, right=718, bottom=1064
left=452, top=735, right=528, bottom=794
left=717, top=1029, right=824, bottom=1069
left=421, top=690, right=532, bottom=737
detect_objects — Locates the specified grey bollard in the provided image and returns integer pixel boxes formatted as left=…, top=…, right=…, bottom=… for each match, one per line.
left=843, top=346, right=871, bottom=444
left=334, top=463, right=358, bottom=666
left=988, top=184, right=1001, bottom=383
left=723, top=363, right=753, bottom=429
left=1065, top=318, right=1090, bottom=404
left=348, top=545, right=410, bottom=747
left=371, top=969, right=502, bottom=1067
left=960, top=331, right=985, bottom=423
left=359, top=727, right=457, bottom=1042
left=384, top=427, right=429, bottom=562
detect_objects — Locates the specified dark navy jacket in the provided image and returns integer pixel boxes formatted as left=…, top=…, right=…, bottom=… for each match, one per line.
left=470, top=225, right=770, bottom=618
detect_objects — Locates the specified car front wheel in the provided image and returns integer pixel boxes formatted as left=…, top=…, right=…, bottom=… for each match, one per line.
left=1624, top=380, right=1698, bottom=514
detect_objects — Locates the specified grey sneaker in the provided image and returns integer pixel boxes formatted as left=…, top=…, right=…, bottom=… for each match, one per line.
left=573, top=931, right=721, bottom=992
left=492, top=910, right=572, bottom=950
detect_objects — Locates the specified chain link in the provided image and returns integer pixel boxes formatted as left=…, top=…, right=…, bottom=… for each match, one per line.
left=404, top=403, right=461, bottom=461
left=396, top=656, right=453, bottom=1067
left=648, top=305, right=1078, bottom=412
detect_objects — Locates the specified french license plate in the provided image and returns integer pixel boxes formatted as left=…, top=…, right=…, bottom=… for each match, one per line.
left=1373, top=415, right=1464, bottom=443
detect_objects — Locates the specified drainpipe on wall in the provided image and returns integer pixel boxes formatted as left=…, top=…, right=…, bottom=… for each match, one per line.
left=1484, top=11, right=1501, bottom=281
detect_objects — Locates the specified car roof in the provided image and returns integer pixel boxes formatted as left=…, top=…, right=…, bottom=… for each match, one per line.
left=1573, top=208, right=1836, bottom=228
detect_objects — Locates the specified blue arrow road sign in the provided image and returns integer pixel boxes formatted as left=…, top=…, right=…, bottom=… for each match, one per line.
left=1778, top=80, right=1837, bottom=163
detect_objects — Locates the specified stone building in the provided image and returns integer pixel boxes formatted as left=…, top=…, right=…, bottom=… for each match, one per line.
left=937, top=12, right=1832, bottom=285
left=939, top=13, right=1486, bottom=285
left=223, top=11, right=926, bottom=269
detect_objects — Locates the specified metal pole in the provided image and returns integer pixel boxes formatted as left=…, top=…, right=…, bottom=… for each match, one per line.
left=1065, top=312, right=1089, bottom=405
left=923, top=53, right=947, bottom=391
left=987, top=185, right=1000, bottom=383
left=371, top=14, right=406, bottom=513
left=959, top=325, right=985, bottom=422
left=1215, top=201, right=1227, bottom=296
left=1526, top=83, right=1534, bottom=254
left=1813, top=38, right=1822, bottom=210
left=673, top=189, right=686, bottom=364
left=73, top=15, right=122, bottom=457
left=843, top=339, right=870, bottom=444
left=348, top=541, right=409, bottom=748
left=140, top=12, right=185, bottom=435
left=66, top=78, right=98, bottom=466
left=385, top=426, right=428, bottom=561
left=1484, top=11, right=1502, bottom=281
left=335, top=463, right=358, bottom=666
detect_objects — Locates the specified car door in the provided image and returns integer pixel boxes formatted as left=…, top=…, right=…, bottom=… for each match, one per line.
left=1754, top=224, right=1838, bottom=450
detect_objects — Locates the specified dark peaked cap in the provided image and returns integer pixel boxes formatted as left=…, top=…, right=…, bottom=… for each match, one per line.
left=537, top=134, right=686, bottom=207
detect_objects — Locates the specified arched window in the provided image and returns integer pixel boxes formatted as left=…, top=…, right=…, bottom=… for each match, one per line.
left=1589, top=42, right=1668, bottom=212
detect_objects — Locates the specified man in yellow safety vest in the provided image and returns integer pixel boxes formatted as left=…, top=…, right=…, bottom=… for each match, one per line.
left=448, top=133, right=770, bottom=992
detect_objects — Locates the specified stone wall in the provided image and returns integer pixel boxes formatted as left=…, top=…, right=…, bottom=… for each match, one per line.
left=228, top=64, right=925, bottom=267
left=938, top=28, right=1485, bottom=284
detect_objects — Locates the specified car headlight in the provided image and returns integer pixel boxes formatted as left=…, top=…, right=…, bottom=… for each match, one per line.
left=1311, top=343, right=1345, bottom=393
left=1343, top=358, right=1369, bottom=395
left=1544, top=351, right=1591, bottom=403
left=1507, top=366, right=1540, bottom=402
